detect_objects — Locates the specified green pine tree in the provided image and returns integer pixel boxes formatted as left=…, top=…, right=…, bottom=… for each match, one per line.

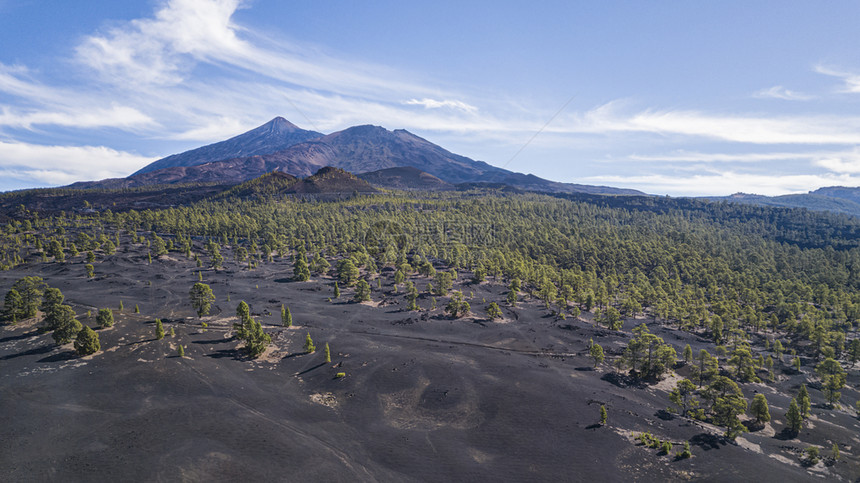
left=74, top=326, right=100, bottom=356
left=155, top=318, right=165, bottom=340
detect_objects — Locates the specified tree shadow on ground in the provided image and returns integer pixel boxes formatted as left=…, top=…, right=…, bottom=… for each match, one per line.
left=655, top=409, right=675, bottom=421
left=206, top=348, right=240, bottom=360
left=0, top=344, right=53, bottom=360
left=281, top=352, right=309, bottom=360
left=601, top=372, right=647, bottom=389
left=585, top=423, right=603, bottom=430
left=773, top=428, right=798, bottom=441
left=192, top=338, right=231, bottom=345
left=575, top=366, right=594, bottom=371
left=690, top=432, right=727, bottom=451
left=38, top=350, right=77, bottom=363
left=0, top=330, right=40, bottom=344
left=297, top=362, right=326, bottom=375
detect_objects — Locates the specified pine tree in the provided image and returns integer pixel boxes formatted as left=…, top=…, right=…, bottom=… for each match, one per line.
left=786, top=398, right=803, bottom=434
left=334, top=282, right=340, bottom=298
left=683, top=344, right=693, bottom=364
left=506, top=289, right=517, bottom=307
left=797, top=385, right=811, bottom=418
left=119, top=300, right=124, bottom=312
left=178, top=344, right=185, bottom=357
left=486, top=302, right=502, bottom=320
left=281, top=304, right=287, bottom=325
left=354, top=279, right=371, bottom=302
left=304, top=332, right=316, bottom=353
left=85, top=263, right=94, bottom=278
left=405, top=281, right=419, bottom=311
left=3, top=288, right=22, bottom=323
left=134, top=304, right=140, bottom=314
left=293, top=250, right=310, bottom=281
left=96, top=308, right=114, bottom=328
left=590, top=343, right=605, bottom=367
left=189, top=283, right=215, bottom=318
left=599, top=405, right=607, bottom=425
left=324, top=342, right=331, bottom=363
left=749, top=393, right=771, bottom=426
left=815, top=357, right=847, bottom=406
left=155, top=318, right=165, bottom=339
left=51, top=305, right=82, bottom=345
left=74, top=326, right=100, bottom=355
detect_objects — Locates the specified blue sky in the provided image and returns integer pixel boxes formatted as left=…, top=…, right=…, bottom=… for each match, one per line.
left=2, top=0, right=860, bottom=195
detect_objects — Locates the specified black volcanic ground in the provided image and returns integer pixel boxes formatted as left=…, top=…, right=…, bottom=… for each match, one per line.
left=1, top=237, right=858, bottom=481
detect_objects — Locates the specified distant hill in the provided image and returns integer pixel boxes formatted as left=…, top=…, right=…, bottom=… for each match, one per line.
left=707, top=187, right=860, bottom=218
left=221, top=167, right=377, bottom=199
left=74, top=118, right=643, bottom=196
left=357, top=166, right=453, bottom=191
left=132, top=117, right=323, bottom=175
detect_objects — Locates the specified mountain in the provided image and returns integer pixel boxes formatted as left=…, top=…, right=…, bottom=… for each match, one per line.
left=132, top=117, right=323, bottom=175
left=707, top=187, right=860, bottom=218
left=72, top=118, right=643, bottom=195
left=357, top=166, right=454, bottom=191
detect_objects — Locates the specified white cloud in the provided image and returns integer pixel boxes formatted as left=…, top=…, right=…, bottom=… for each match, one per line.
left=814, top=150, right=860, bottom=174
left=629, top=148, right=860, bottom=167
left=404, top=98, right=478, bottom=113
left=0, top=105, right=155, bottom=130
left=0, top=141, right=156, bottom=186
left=752, top=85, right=813, bottom=101
left=553, top=103, right=860, bottom=144
left=76, top=0, right=247, bottom=86
left=583, top=171, right=860, bottom=197
left=814, top=64, right=860, bottom=93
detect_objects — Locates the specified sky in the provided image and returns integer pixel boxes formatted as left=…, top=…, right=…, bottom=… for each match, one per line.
left=2, top=1, right=860, bottom=195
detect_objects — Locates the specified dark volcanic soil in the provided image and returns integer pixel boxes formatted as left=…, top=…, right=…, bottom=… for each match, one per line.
left=1, top=240, right=858, bottom=481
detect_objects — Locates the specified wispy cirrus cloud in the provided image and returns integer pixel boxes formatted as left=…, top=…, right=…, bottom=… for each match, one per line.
left=553, top=102, right=860, bottom=144
left=752, top=85, right=814, bottom=101
left=814, top=64, right=860, bottom=93
left=404, top=98, right=478, bottom=113
left=0, top=105, right=155, bottom=130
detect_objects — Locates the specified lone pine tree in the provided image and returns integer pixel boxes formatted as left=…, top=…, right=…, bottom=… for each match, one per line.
left=74, top=326, right=100, bottom=356
left=96, top=308, right=114, bottom=328
left=189, top=283, right=215, bottom=318
left=304, top=332, right=315, bottom=353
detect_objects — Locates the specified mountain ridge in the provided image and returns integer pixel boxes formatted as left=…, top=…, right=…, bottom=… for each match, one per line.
left=132, top=117, right=323, bottom=175
left=107, top=118, right=644, bottom=196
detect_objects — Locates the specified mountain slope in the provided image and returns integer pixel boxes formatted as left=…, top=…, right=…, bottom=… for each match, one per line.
left=133, top=117, right=323, bottom=175
left=357, top=166, right=454, bottom=190
left=708, top=188, right=860, bottom=218
left=164, top=123, right=640, bottom=194
left=220, top=167, right=377, bottom=199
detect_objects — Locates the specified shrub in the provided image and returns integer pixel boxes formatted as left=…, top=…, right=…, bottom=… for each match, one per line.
left=335, top=372, right=346, bottom=378
left=802, top=446, right=819, bottom=466
left=661, top=441, right=673, bottom=455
